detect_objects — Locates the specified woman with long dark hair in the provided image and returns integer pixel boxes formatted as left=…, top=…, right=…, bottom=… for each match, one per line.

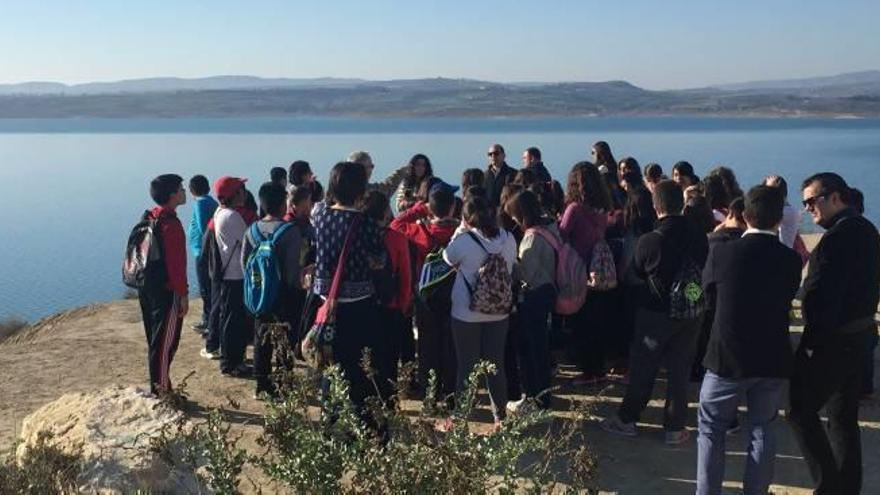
left=612, top=171, right=657, bottom=373
left=621, top=171, right=657, bottom=237
left=442, top=195, right=517, bottom=428
left=672, top=161, right=699, bottom=189
left=394, top=153, right=434, bottom=213
left=708, top=165, right=744, bottom=202
left=618, top=156, right=641, bottom=181
left=702, top=174, right=731, bottom=224
left=560, top=162, right=612, bottom=385
left=591, top=141, right=617, bottom=172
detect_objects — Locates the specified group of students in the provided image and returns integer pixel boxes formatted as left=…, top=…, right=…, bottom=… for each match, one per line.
left=128, top=141, right=878, bottom=495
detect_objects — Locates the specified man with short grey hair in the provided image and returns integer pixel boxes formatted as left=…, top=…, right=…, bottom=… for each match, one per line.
left=348, top=150, right=407, bottom=198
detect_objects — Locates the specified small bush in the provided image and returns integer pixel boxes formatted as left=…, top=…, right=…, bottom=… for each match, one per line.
left=153, top=326, right=599, bottom=494
left=182, top=410, right=247, bottom=495
left=0, top=317, right=28, bottom=343
left=255, top=354, right=599, bottom=493
left=0, top=431, right=83, bottom=495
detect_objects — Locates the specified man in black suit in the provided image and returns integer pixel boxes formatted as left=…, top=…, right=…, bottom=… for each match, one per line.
left=789, top=173, right=880, bottom=495
left=483, top=143, right=515, bottom=208
left=695, top=186, right=802, bottom=495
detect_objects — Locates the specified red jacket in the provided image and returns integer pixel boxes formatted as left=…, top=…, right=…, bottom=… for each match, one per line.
left=384, top=229, right=413, bottom=313
left=150, top=206, right=188, bottom=297
left=389, top=202, right=457, bottom=271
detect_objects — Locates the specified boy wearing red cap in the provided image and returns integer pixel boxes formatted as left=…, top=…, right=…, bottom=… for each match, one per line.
left=213, top=176, right=252, bottom=377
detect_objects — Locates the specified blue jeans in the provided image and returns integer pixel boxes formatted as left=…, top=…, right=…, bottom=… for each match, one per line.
left=696, top=371, right=786, bottom=495
left=195, top=253, right=212, bottom=325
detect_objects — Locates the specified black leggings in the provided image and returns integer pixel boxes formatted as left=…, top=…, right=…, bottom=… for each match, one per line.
left=324, top=297, right=383, bottom=410
left=572, top=290, right=614, bottom=376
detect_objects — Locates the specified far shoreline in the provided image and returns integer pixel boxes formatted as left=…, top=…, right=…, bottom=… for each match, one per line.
left=0, top=116, right=877, bottom=135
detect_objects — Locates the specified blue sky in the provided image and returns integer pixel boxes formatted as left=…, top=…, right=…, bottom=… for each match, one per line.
left=0, top=0, right=877, bottom=89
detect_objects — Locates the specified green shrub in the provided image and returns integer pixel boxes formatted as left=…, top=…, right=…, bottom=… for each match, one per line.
left=156, top=326, right=599, bottom=494
left=254, top=354, right=599, bottom=494
left=182, top=410, right=247, bottom=495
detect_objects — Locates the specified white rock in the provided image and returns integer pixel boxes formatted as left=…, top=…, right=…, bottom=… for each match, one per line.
left=17, top=385, right=206, bottom=493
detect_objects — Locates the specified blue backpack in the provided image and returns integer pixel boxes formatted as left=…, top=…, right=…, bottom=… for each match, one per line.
left=244, top=222, right=293, bottom=317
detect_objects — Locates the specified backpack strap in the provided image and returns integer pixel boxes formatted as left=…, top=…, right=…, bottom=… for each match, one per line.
left=526, top=226, right=561, bottom=253
left=466, top=230, right=488, bottom=254
left=268, top=222, right=293, bottom=246
left=250, top=223, right=265, bottom=245
left=326, top=215, right=362, bottom=302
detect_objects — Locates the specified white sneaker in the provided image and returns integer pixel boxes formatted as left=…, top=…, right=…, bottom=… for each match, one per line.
left=506, top=397, right=536, bottom=415
left=200, top=348, right=220, bottom=360
left=600, top=416, right=637, bottom=437
left=665, top=429, right=691, bottom=445
left=506, top=396, right=526, bottom=413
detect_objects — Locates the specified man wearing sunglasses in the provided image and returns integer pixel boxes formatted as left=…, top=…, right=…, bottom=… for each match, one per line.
left=483, top=144, right=515, bottom=208
left=789, top=172, right=880, bottom=494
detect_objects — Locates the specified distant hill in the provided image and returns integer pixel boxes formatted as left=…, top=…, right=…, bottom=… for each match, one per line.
left=0, top=72, right=878, bottom=117
left=0, top=76, right=367, bottom=95
left=715, top=70, right=880, bottom=91
left=711, top=70, right=880, bottom=98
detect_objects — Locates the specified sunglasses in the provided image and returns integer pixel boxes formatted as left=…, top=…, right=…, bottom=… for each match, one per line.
left=487, top=150, right=501, bottom=157
left=802, top=193, right=828, bottom=209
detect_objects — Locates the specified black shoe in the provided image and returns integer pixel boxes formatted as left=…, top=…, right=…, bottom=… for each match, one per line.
left=222, top=364, right=253, bottom=378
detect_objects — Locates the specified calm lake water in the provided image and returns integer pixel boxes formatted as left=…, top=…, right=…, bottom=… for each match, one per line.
left=1, top=117, right=879, bottom=321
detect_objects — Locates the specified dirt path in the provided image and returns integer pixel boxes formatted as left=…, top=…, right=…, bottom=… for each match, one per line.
left=2, top=295, right=878, bottom=493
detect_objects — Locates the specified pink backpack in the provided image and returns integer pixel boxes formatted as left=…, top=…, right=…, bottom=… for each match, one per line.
left=527, top=227, right=587, bottom=315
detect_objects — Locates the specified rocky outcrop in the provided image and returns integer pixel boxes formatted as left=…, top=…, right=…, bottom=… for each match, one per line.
left=17, top=385, right=204, bottom=493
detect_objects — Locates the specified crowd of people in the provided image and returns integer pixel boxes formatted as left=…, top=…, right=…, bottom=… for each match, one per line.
left=128, top=141, right=879, bottom=495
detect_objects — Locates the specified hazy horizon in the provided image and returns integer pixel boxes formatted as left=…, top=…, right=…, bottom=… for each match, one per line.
left=0, top=69, right=879, bottom=92
left=1, top=0, right=878, bottom=90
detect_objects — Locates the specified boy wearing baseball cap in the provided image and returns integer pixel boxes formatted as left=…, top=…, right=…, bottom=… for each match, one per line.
left=213, top=176, right=252, bottom=377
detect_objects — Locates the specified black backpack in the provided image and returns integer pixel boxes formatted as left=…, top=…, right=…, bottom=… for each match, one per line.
left=653, top=229, right=706, bottom=320
left=122, top=211, right=167, bottom=290
left=200, top=226, right=223, bottom=281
